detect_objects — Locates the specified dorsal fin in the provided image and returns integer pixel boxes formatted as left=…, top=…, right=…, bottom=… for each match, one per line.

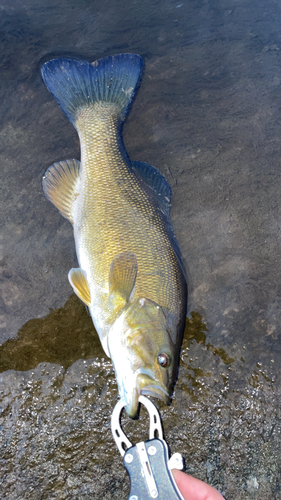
left=42, top=159, right=80, bottom=224
left=132, top=161, right=185, bottom=278
left=131, top=161, right=171, bottom=217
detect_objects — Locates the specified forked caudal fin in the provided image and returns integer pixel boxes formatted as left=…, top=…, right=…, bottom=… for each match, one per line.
left=41, top=54, right=143, bottom=127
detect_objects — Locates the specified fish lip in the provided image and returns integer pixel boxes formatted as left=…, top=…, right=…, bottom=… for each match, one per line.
left=124, top=387, right=140, bottom=419
left=124, top=382, right=169, bottom=418
left=119, top=368, right=170, bottom=418
left=136, top=370, right=170, bottom=403
left=140, top=385, right=170, bottom=403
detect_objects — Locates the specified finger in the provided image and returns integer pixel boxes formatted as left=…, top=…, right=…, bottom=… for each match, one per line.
left=172, top=469, right=225, bottom=500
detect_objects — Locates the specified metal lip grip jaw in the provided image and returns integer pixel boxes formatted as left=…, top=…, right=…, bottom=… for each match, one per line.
left=111, top=395, right=185, bottom=500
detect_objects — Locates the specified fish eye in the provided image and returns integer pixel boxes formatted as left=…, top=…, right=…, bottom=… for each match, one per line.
left=157, top=353, right=170, bottom=368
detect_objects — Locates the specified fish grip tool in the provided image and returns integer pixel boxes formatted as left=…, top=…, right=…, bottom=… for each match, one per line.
left=111, top=395, right=185, bottom=500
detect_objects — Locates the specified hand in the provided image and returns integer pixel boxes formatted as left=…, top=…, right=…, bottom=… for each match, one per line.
left=172, top=469, right=225, bottom=500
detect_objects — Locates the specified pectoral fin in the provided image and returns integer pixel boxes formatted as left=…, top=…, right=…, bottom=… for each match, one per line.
left=42, top=159, right=80, bottom=224
left=68, top=268, right=91, bottom=306
left=109, top=252, right=138, bottom=310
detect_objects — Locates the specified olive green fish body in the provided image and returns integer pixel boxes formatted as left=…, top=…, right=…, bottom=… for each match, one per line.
left=41, top=55, right=187, bottom=416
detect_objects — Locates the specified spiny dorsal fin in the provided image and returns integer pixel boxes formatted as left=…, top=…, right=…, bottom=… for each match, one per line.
left=42, top=159, right=80, bottom=224
left=131, top=161, right=171, bottom=217
left=109, top=252, right=138, bottom=306
left=68, top=268, right=91, bottom=306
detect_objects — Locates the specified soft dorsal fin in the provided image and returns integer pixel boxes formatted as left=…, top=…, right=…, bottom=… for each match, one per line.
left=42, top=159, right=80, bottom=224
left=131, top=161, right=171, bottom=217
left=109, top=252, right=138, bottom=311
left=132, top=161, right=185, bottom=278
left=68, top=268, right=91, bottom=306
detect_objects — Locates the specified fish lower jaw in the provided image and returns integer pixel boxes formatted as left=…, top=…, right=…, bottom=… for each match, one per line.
left=136, top=372, right=170, bottom=403
left=119, top=381, right=170, bottom=418
left=140, top=386, right=170, bottom=404
left=122, top=386, right=169, bottom=418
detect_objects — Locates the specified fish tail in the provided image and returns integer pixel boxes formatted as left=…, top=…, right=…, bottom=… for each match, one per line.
left=41, top=54, right=143, bottom=127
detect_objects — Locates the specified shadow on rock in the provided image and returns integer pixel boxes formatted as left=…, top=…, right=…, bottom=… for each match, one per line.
left=183, top=311, right=235, bottom=365
left=0, top=294, right=103, bottom=373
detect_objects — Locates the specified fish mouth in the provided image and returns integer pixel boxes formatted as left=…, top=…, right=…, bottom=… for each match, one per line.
left=136, top=371, right=170, bottom=403
left=123, top=370, right=170, bottom=418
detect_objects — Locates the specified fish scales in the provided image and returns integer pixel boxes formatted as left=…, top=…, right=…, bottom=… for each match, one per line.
left=76, top=104, right=183, bottom=324
left=41, top=54, right=187, bottom=417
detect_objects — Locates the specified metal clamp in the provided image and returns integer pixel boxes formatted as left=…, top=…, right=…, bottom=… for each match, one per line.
left=111, top=395, right=185, bottom=500
left=111, top=395, right=163, bottom=456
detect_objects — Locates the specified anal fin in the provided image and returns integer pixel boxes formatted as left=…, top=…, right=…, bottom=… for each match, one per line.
left=43, top=159, right=80, bottom=223
left=68, top=268, right=91, bottom=306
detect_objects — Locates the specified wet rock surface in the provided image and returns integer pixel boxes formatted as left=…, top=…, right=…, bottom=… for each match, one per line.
left=0, top=0, right=281, bottom=498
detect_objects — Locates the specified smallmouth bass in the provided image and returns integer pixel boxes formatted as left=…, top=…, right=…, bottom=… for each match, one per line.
left=41, top=54, right=187, bottom=417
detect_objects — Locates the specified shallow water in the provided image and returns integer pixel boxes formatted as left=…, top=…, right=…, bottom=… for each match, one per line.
left=1, top=0, right=281, bottom=498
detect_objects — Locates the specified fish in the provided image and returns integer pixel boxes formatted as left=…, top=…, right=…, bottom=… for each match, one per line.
left=41, top=53, right=187, bottom=417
